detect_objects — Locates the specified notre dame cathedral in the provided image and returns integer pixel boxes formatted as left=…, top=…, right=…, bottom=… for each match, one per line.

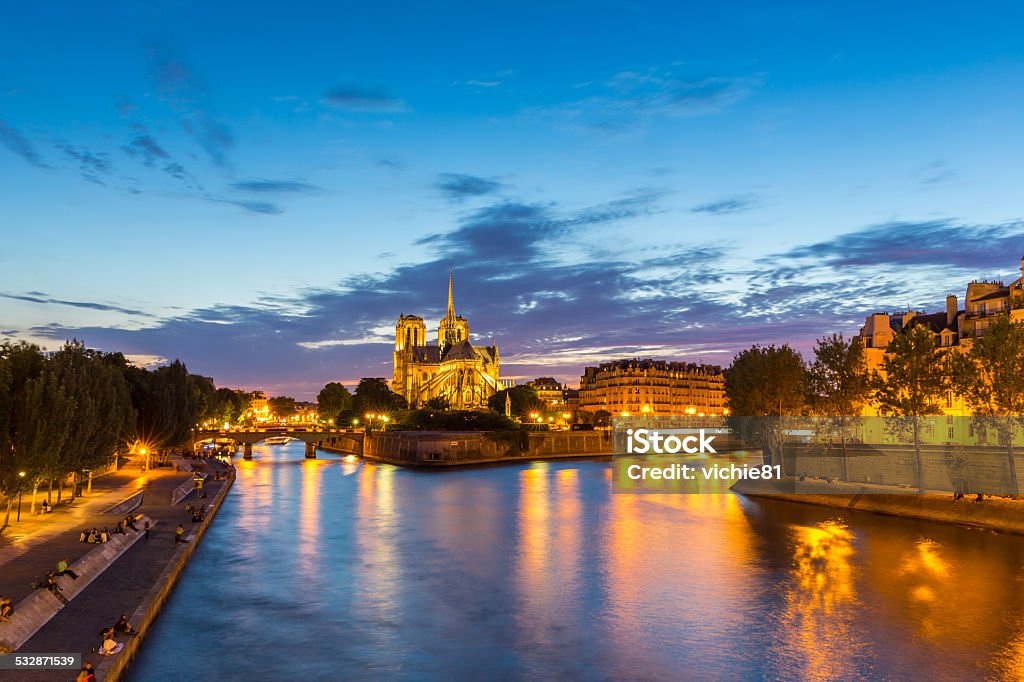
left=392, top=268, right=501, bottom=409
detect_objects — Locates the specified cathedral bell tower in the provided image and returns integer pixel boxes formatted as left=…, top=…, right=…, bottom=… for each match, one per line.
left=394, top=314, right=426, bottom=398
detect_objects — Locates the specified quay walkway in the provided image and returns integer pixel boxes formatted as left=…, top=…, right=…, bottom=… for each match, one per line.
left=0, top=458, right=234, bottom=681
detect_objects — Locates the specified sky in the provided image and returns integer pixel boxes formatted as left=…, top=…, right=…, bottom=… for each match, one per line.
left=2, top=1, right=1024, bottom=399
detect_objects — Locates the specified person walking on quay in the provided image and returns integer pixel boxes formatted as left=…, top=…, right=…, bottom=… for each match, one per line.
left=144, top=520, right=151, bottom=539
left=0, top=597, right=13, bottom=622
left=126, top=514, right=138, bottom=531
left=56, top=558, right=79, bottom=580
left=175, top=524, right=185, bottom=543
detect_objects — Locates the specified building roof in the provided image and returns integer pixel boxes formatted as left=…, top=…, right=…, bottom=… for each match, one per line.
left=441, top=339, right=477, bottom=361
left=973, top=288, right=1010, bottom=302
left=904, top=311, right=957, bottom=334
left=412, top=346, right=441, bottom=363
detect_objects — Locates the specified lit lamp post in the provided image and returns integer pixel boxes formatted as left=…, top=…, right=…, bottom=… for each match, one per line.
left=17, top=471, right=26, bottom=521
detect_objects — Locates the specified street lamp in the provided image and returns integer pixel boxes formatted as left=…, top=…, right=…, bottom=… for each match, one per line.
left=17, top=471, right=26, bottom=521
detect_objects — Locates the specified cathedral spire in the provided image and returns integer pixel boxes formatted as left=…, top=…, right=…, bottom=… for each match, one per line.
left=446, top=262, right=455, bottom=319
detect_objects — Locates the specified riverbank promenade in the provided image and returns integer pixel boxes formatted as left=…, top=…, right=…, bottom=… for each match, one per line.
left=0, top=457, right=234, bottom=681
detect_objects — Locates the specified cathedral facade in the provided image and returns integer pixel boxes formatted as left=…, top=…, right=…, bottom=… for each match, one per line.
left=393, top=270, right=501, bottom=409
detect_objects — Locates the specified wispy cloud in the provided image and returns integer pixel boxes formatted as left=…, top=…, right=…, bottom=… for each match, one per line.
left=149, top=46, right=234, bottom=167
left=321, top=85, right=407, bottom=113
left=1, top=292, right=154, bottom=317
left=435, top=173, right=504, bottom=202
left=56, top=143, right=111, bottom=185
left=229, top=179, right=322, bottom=194
left=777, top=219, right=1024, bottom=270
left=691, top=195, right=758, bottom=215
left=913, top=160, right=957, bottom=186
left=528, top=68, right=760, bottom=136
left=0, top=120, right=48, bottom=168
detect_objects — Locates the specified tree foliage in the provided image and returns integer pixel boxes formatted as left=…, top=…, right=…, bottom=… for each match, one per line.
left=487, top=385, right=538, bottom=416
left=950, top=316, right=1024, bottom=493
left=353, top=378, right=408, bottom=414
left=317, top=382, right=353, bottom=423
left=724, top=344, right=807, bottom=464
left=871, top=323, right=949, bottom=491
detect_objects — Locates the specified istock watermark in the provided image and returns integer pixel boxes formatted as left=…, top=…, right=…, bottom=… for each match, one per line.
left=625, top=428, right=718, bottom=454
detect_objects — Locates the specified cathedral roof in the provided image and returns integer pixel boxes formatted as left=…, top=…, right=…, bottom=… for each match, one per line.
left=412, top=346, right=441, bottom=362
left=441, top=339, right=478, bottom=361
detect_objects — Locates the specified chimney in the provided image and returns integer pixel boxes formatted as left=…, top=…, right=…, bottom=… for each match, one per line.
left=946, top=294, right=957, bottom=327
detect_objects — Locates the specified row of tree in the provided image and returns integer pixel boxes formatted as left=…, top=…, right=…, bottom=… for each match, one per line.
left=0, top=341, right=231, bottom=527
left=725, top=316, right=1024, bottom=490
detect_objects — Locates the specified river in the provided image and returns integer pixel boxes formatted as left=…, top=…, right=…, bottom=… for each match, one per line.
left=129, top=441, right=1024, bottom=680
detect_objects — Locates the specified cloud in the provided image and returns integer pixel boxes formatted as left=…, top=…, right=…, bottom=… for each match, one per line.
left=56, top=143, right=111, bottom=185
left=150, top=47, right=234, bottom=166
left=123, top=133, right=170, bottom=165
left=529, top=69, right=760, bottom=136
left=435, top=173, right=504, bottom=202
left=778, top=220, right=1024, bottom=271
left=321, top=85, right=407, bottom=113
left=229, top=179, right=322, bottom=194
left=691, top=195, right=758, bottom=215
left=0, top=120, right=48, bottom=168
left=914, top=160, right=957, bottom=186
left=209, top=197, right=282, bottom=215
left=1, top=292, right=154, bottom=317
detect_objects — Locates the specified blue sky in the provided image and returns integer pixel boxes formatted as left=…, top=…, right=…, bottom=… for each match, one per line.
left=2, top=1, right=1024, bottom=398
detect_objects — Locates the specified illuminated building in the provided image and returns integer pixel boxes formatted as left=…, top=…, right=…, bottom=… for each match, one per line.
left=393, top=268, right=501, bottom=409
left=578, top=359, right=727, bottom=417
left=858, top=255, right=1024, bottom=417
left=247, top=391, right=269, bottom=421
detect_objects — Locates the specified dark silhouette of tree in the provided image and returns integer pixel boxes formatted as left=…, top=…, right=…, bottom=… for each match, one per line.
left=317, top=382, right=353, bottom=424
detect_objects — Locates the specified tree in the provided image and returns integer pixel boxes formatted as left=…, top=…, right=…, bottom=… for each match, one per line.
left=316, top=382, right=353, bottom=424
left=592, top=409, right=612, bottom=427
left=871, top=324, right=948, bottom=491
left=49, top=342, right=135, bottom=498
left=807, top=334, right=870, bottom=479
left=423, top=396, right=450, bottom=411
left=210, top=387, right=245, bottom=425
left=126, top=360, right=201, bottom=450
left=268, top=396, right=298, bottom=420
left=7, top=363, right=73, bottom=525
left=950, top=316, right=1024, bottom=494
left=353, top=378, right=408, bottom=415
left=724, top=344, right=807, bottom=465
left=487, top=385, right=538, bottom=417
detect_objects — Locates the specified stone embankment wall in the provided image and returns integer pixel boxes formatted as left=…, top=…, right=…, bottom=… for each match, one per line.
left=362, top=431, right=612, bottom=465
left=732, top=477, right=1024, bottom=535
left=780, top=443, right=1023, bottom=495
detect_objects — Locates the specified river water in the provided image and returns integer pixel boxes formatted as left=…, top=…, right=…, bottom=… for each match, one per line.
left=129, top=441, right=1024, bottom=680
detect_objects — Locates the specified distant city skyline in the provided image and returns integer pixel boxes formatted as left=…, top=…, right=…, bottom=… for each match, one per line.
left=3, top=2, right=1024, bottom=398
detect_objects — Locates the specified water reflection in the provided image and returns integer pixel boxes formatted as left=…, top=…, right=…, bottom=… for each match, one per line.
left=130, top=444, right=1024, bottom=681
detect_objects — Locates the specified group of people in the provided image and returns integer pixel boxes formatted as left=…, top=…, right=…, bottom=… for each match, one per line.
left=78, top=513, right=143, bottom=544
left=97, top=613, right=136, bottom=656
left=184, top=502, right=206, bottom=523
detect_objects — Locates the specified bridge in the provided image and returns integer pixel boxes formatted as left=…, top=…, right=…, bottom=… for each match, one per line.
left=192, top=429, right=363, bottom=459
